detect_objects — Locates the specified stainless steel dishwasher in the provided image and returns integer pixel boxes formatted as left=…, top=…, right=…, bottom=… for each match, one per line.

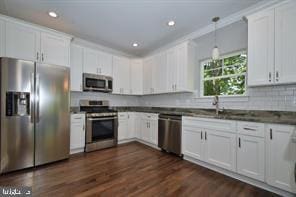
left=158, top=114, right=182, bottom=156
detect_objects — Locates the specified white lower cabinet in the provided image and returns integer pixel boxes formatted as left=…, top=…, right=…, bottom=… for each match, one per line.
left=204, top=129, right=237, bottom=172
left=237, top=135, right=265, bottom=181
left=140, top=113, right=158, bottom=145
left=266, top=124, right=296, bottom=193
left=182, top=117, right=296, bottom=194
left=182, top=126, right=204, bottom=160
left=70, top=113, right=85, bottom=154
left=118, top=112, right=129, bottom=141
left=118, top=112, right=158, bottom=145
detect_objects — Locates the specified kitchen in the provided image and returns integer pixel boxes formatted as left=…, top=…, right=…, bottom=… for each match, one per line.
left=0, top=0, right=296, bottom=196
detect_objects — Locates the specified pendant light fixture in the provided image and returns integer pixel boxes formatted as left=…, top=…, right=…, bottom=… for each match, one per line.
left=212, top=16, right=220, bottom=61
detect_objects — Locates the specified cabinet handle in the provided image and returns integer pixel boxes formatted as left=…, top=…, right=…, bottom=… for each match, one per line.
left=275, top=71, right=279, bottom=82
left=41, top=53, right=44, bottom=62
left=243, top=127, right=256, bottom=131
left=270, top=128, right=273, bottom=140
left=268, top=72, right=272, bottom=82
left=83, top=124, right=85, bottom=131
left=238, top=137, right=241, bottom=148
left=201, top=131, right=203, bottom=140
left=37, top=52, right=39, bottom=61
left=205, top=132, right=207, bottom=140
left=74, top=117, right=82, bottom=119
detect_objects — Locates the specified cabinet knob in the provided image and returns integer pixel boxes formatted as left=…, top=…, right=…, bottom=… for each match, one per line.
left=268, top=72, right=272, bottom=82
left=275, top=71, right=279, bottom=82
left=36, top=52, right=39, bottom=61
left=41, top=53, right=44, bottom=62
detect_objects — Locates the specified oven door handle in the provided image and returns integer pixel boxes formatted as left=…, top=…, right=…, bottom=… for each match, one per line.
left=87, top=117, right=118, bottom=121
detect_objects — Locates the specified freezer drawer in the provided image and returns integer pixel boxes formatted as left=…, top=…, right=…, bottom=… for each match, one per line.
left=158, top=114, right=182, bottom=156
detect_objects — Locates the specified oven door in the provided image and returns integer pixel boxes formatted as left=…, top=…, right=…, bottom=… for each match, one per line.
left=83, top=76, right=107, bottom=92
left=86, top=116, right=118, bottom=143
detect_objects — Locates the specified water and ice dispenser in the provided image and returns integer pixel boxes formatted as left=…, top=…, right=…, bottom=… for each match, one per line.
left=6, top=92, right=30, bottom=116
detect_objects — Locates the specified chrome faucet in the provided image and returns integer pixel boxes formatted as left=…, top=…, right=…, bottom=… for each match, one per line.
left=212, top=95, right=220, bottom=116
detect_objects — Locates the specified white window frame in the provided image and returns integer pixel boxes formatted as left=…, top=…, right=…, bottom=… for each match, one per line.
left=200, top=50, right=247, bottom=98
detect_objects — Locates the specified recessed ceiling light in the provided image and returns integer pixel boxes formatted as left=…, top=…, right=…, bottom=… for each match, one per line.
left=167, top=20, right=175, bottom=26
left=48, top=11, right=58, bottom=18
left=132, top=43, right=139, bottom=47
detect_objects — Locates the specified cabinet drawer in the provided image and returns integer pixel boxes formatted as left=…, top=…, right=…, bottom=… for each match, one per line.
left=71, top=114, right=85, bottom=124
left=237, top=121, right=265, bottom=137
left=142, top=113, right=158, bottom=120
left=183, top=116, right=236, bottom=133
left=118, top=112, right=128, bottom=120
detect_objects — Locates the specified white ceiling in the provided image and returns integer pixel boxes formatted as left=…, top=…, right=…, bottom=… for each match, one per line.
left=0, top=0, right=263, bottom=57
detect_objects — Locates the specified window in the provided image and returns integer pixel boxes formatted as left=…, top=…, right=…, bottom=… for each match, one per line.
left=200, top=51, right=247, bottom=97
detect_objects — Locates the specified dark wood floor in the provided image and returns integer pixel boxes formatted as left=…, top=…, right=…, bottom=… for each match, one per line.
left=0, top=142, right=277, bottom=197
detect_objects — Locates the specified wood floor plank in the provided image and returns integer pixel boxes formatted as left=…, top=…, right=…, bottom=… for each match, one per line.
left=0, top=142, right=278, bottom=197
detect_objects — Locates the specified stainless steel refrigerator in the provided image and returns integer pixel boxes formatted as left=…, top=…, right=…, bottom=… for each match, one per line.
left=0, top=57, right=70, bottom=173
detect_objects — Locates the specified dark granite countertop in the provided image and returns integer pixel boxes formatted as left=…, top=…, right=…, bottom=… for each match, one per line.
left=112, top=106, right=296, bottom=125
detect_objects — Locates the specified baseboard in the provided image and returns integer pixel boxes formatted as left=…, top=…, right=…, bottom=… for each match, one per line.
left=118, top=138, right=160, bottom=150
left=70, top=147, right=84, bottom=154
left=184, top=155, right=295, bottom=197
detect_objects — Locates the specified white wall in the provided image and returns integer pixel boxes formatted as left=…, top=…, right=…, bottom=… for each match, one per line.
left=139, top=20, right=296, bottom=112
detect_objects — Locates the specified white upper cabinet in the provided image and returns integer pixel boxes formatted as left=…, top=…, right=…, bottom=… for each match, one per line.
left=143, top=57, right=153, bottom=94
left=83, top=48, right=99, bottom=74
left=247, top=9, right=274, bottom=86
left=5, top=21, right=40, bottom=62
left=70, top=44, right=84, bottom=91
left=113, top=55, right=130, bottom=94
left=130, top=59, right=143, bottom=95
left=3, top=19, right=71, bottom=67
left=274, top=1, right=296, bottom=84
left=266, top=124, right=296, bottom=193
left=247, top=1, right=296, bottom=86
left=166, top=47, right=178, bottom=92
left=98, top=51, right=113, bottom=76
left=40, top=32, right=70, bottom=66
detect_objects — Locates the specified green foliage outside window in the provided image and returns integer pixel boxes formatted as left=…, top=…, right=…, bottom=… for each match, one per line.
left=201, top=51, right=247, bottom=96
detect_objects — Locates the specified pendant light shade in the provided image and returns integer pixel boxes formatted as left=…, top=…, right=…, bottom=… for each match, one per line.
left=212, top=17, right=220, bottom=61
left=212, top=46, right=220, bottom=61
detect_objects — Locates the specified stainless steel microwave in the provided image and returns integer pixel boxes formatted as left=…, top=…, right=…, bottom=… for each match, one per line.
left=83, top=73, right=113, bottom=92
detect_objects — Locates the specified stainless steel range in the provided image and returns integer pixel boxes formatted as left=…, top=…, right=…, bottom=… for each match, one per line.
left=80, top=100, right=118, bottom=152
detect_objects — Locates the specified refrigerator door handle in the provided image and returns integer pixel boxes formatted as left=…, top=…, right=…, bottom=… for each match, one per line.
left=36, top=73, right=40, bottom=122
left=30, top=73, right=35, bottom=123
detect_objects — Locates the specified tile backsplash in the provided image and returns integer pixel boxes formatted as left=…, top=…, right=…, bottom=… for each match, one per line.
left=138, top=84, right=296, bottom=112
left=71, top=84, right=296, bottom=112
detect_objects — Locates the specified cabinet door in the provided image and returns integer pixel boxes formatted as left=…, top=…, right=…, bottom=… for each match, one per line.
left=134, top=113, right=142, bottom=139
left=182, top=127, right=204, bottom=161
left=40, top=32, right=70, bottom=66
left=118, top=116, right=129, bottom=141
left=70, top=114, right=85, bottom=151
left=153, top=53, right=167, bottom=94
left=266, top=124, right=296, bottom=193
left=275, top=1, right=296, bottom=84
left=70, top=44, right=83, bottom=91
left=237, top=135, right=265, bottom=181
left=141, top=118, right=150, bottom=142
left=149, top=120, right=158, bottom=145
left=113, top=56, right=130, bottom=94
left=143, top=57, right=153, bottom=94
left=247, top=9, right=274, bottom=86
left=176, top=43, right=187, bottom=91
left=98, top=51, right=113, bottom=76
left=127, top=113, right=135, bottom=139
left=5, top=21, right=40, bottom=61
left=0, top=19, right=4, bottom=57
left=130, top=59, right=143, bottom=95
left=166, top=47, right=177, bottom=92
left=204, top=130, right=237, bottom=172
left=83, top=48, right=99, bottom=74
